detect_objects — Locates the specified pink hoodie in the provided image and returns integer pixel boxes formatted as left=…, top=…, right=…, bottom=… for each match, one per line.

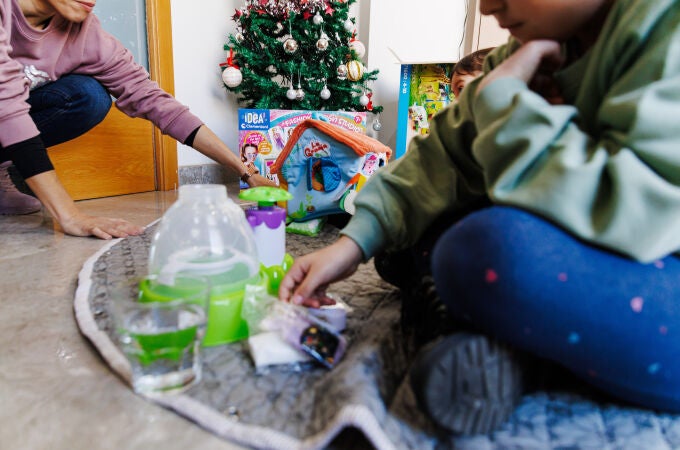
left=0, top=0, right=202, bottom=148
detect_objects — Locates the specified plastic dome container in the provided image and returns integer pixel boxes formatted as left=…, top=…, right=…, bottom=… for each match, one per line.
left=148, top=184, right=261, bottom=346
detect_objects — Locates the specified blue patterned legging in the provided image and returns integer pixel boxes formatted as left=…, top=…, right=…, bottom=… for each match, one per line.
left=431, top=206, right=680, bottom=412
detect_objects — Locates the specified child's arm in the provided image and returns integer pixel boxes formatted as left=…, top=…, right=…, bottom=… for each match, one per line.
left=279, top=236, right=363, bottom=307
left=476, top=40, right=563, bottom=100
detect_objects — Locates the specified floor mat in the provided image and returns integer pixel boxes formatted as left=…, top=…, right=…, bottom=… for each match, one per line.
left=74, top=223, right=680, bottom=450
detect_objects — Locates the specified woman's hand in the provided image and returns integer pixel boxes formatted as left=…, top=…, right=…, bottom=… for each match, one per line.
left=26, top=170, right=144, bottom=239
left=477, top=40, right=565, bottom=104
left=279, top=236, right=364, bottom=308
left=58, top=212, right=144, bottom=239
left=247, top=173, right=277, bottom=187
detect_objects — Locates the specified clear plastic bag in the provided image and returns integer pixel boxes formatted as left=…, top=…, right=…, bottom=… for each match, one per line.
left=242, top=286, right=348, bottom=371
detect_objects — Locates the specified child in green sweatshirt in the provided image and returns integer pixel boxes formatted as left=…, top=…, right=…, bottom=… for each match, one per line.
left=280, top=0, right=680, bottom=436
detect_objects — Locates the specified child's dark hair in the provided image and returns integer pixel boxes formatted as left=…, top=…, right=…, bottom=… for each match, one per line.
left=453, top=47, right=495, bottom=76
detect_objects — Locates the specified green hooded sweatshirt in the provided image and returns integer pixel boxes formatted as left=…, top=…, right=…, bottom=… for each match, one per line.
left=343, top=0, right=680, bottom=264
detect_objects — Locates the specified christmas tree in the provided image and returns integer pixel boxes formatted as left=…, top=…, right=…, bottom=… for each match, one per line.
left=221, top=0, right=382, bottom=114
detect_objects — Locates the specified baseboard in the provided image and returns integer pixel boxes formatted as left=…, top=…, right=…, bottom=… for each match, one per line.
left=178, top=164, right=240, bottom=186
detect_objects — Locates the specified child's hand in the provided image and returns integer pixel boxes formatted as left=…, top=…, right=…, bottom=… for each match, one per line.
left=477, top=40, right=564, bottom=103
left=279, top=236, right=363, bottom=308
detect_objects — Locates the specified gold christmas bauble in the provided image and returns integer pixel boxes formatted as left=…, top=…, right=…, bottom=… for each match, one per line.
left=346, top=60, right=364, bottom=81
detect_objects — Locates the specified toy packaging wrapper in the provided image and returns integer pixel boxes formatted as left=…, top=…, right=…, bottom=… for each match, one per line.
left=242, top=285, right=350, bottom=371
left=270, top=119, right=393, bottom=222
left=238, top=109, right=368, bottom=189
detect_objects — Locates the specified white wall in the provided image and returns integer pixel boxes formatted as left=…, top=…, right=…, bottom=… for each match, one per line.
left=169, top=0, right=506, bottom=166
left=170, top=0, right=237, bottom=166
left=365, top=0, right=471, bottom=150
left=466, top=5, right=511, bottom=53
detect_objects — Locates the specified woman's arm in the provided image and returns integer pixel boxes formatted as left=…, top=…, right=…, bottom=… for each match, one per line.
left=191, top=125, right=274, bottom=187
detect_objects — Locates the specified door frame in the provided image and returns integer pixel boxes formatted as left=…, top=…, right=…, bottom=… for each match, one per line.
left=146, top=0, right=178, bottom=191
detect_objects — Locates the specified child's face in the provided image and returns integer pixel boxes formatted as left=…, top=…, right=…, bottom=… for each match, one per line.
left=480, top=0, right=613, bottom=44
left=452, top=72, right=481, bottom=98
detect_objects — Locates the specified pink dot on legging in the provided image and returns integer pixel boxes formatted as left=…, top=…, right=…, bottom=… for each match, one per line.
left=485, top=269, right=498, bottom=283
left=654, top=260, right=665, bottom=269
left=660, top=326, right=668, bottom=335
left=558, top=273, right=568, bottom=282
left=630, top=296, right=644, bottom=313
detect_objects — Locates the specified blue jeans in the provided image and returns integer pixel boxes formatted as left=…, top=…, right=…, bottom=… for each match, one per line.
left=431, top=206, right=680, bottom=412
left=27, top=74, right=111, bottom=146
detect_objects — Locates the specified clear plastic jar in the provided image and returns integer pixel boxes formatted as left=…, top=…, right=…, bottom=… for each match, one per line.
left=148, top=184, right=260, bottom=346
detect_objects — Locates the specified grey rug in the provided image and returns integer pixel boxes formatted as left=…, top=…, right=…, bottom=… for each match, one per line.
left=74, top=223, right=680, bottom=450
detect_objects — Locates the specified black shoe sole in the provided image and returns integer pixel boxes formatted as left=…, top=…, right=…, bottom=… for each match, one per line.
left=410, top=332, right=524, bottom=435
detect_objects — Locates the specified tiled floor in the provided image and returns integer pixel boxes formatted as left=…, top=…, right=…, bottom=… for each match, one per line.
left=0, top=190, right=245, bottom=450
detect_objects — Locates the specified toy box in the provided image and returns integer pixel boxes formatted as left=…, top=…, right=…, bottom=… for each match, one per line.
left=395, top=63, right=456, bottom=159
left=238, top=109, right=367, bottom=189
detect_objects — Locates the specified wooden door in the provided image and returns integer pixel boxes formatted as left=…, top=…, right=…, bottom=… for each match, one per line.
left=48, top=0, right=178, bottom=200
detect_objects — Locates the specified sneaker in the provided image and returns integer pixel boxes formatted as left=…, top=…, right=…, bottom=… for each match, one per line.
left=409, top=332, right=526, bottom=435
left=0, top=162, right=42, bottom=215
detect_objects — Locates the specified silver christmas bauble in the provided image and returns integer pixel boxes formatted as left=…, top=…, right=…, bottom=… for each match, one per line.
left=283, top=37, right=298, bottom=54
left=286, top=86, right=297, bottom=100
left=320, top=86, right=331, bottom=100
left=359, top=94, right=369, bottom=106
left=235, top=32, right=244, bottom=43
left=372, top=119, right=382, bottom=131
left=343, top=19, right=354, bottom=32
left=296, top=88, right=305, bottom=100
left=337, top=64, right=348, bottom=80
left=316, top=36, right=329, bottom=51
left=221, top=66, right=242, bottom=88
left=312, top=12, right=324, bottom=25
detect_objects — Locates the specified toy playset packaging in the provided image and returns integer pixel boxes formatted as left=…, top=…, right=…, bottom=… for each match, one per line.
left=238, top=109, right=368, bottom=189
left=395, top=63, right=456, bottom=159
left=270, top=119, right=392, bottom=223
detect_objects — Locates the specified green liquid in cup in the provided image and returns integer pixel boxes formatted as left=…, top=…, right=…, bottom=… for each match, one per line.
left=120, top=303, right=206, bottom=394
left=131, top=326, right=198, bottom=366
